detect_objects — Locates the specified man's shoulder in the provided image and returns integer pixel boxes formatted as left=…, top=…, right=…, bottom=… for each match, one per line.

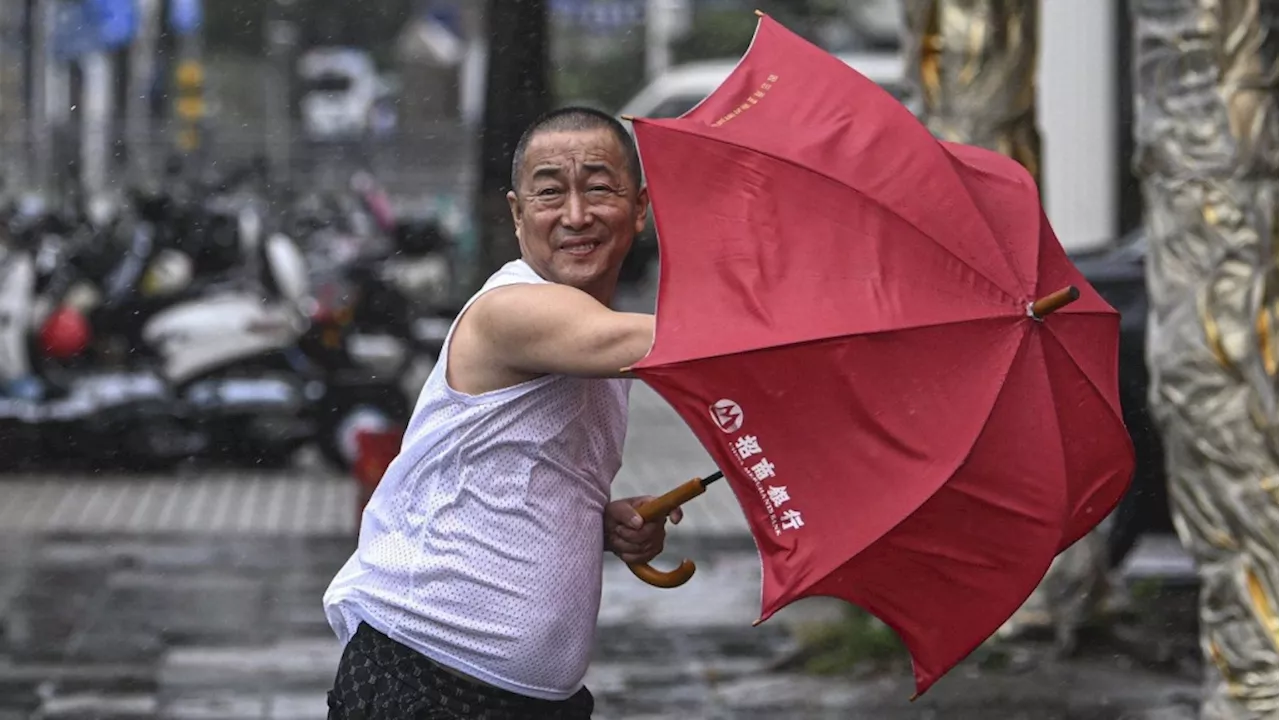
left=467, top=283, right=597, bottom=329
left=446, top=283, right=594, bottom=392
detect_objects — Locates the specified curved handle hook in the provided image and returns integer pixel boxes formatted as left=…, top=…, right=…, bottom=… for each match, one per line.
left=624, top=478, right=709, bottom=589
left=628, top=558, right=698, bottom=588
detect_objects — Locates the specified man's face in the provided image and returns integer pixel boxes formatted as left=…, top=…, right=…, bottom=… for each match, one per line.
left=507, top=128, right=649, bottom=295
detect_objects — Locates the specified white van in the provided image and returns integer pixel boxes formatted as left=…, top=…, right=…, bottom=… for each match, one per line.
left=617, top=51, right=916, bottom=121
left=614, top=52, right=915, bottom=282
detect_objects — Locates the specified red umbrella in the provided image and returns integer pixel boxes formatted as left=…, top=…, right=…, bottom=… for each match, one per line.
left=621, top=13, right=1135, bottom=697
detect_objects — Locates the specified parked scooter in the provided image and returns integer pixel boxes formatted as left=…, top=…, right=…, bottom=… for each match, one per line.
left=0, top=185, right=316, bottom=469
left=138, top=198, right=318, bottom=467
left=295, top=204, right=456, bottom=402
left=1, top=160, right=438, bottom=473
left=0, top=234, right=44, bottom=469
left=0, top=196, right=184, bottom=470
left=126, top=179, right=411, bottom=471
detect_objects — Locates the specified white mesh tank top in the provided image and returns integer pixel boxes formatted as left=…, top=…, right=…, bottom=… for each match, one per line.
left=322, top=259, right=633, bottom=700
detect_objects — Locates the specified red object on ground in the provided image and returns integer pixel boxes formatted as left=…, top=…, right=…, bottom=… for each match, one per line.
left=39, top=306, right=91, bottom=359
left=626, top=14, right=1136, bottom=697
left=353, top=428, right=404, bottom=524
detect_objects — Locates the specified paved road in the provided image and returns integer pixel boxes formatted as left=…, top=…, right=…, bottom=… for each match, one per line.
left=0, top=530, right=1200, bottom=720
left=0, top=383, right=743, bottom=539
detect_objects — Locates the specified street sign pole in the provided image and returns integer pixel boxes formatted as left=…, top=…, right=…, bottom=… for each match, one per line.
left=30, top=0, right=51, bottom=195
left=264, top=0, right=298, bottom=190
left=126, top=0, right=160, bottom=182
left=0, top=0, right=29, bottom=190
left=79, top=48, right=112, bottom=196
left=70, top=0, right=138, bottom=196
left=169, top=0, right=204, bottom=160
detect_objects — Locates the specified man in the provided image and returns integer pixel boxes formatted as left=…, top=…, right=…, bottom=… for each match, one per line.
left=322, top=107, right=679, bottom=719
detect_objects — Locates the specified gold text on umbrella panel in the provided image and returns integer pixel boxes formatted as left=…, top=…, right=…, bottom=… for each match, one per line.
left=711, top=74, right=780, bottom=128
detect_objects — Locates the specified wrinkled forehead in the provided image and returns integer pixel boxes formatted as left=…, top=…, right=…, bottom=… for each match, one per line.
left=519, top=129, right=628, bottom=181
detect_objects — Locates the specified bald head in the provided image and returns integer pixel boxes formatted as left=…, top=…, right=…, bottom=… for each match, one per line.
left=510, top=107, right=642, bottom=193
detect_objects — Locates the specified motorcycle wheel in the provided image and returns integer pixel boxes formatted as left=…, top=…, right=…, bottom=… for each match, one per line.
left=317, top=395, right=410, bottom=473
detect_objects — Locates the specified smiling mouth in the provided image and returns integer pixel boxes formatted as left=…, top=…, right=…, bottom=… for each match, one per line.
left=559, top=239, right=602, bottom=255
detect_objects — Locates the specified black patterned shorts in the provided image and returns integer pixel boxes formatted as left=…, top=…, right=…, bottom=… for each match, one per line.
left=326, top=622, right=595, bottom=719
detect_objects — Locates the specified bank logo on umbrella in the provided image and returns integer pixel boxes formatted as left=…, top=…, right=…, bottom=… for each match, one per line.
left=709, top=399, right=744, bottom=433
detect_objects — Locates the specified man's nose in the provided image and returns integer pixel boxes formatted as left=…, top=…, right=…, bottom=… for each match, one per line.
left=560, top=191, right=591, bottom=229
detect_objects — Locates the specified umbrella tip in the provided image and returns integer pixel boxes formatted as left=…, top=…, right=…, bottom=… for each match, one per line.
left=909, top=692, right=920, bottom=702
left=754, top=8, right=765, bottom=17
left=1028, top=285, right=1081, bottom=320
left=620, top=114, right=635, bottom=122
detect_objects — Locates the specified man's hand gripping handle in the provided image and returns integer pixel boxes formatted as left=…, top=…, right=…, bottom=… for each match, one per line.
left=626, top=478, right=708, bottom=588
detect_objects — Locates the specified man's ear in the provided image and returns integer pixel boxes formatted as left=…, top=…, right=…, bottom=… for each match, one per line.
left=506, top=190, right=522, bottom=240
left=633, top=185, right=650, bottom=236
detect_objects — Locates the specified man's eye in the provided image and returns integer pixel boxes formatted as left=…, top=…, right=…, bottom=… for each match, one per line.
left=535, top=188, right=561, bottom=197
left=588, top=185, right=613, bottom=193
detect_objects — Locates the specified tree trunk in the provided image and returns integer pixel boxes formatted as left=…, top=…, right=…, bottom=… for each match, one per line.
left=473, top=0, right=550, bottom=292
left=1132, top=0, right=1278, bottom=716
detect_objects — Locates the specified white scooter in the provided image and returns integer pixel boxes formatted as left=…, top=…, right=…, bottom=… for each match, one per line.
left=130, top=203, right=320, bottom=466
left=0, top=210, right=179, bottom=470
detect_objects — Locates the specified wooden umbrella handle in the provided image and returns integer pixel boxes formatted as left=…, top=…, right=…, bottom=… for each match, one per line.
left=626, top=478, right=708, bottom=589
left=628, top=559, right=698, bottom=589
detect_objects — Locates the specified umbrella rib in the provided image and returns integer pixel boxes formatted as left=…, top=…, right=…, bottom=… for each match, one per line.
left=647, top=312, right=1020, bottom=368
left=1038, top=325, right=1133, bottom=551
left=1035, top=329, right=1078, bottom=544
left=1042, top=322, right=1128, bottom=425
left=654, top=124, right=1021, bottom=304
left=773, top=328, right=1030, bottom=614
left=942, top=151, right=1035, bottom=294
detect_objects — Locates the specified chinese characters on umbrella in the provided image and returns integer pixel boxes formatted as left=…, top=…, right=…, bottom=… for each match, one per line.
left=728, top=421, right=803, bottom=535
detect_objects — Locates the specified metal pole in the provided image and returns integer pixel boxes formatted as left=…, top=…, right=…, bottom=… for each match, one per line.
left=79, top=49, right=112, bottom=197
left=126, top=0, right=160, bottom=183
left=0, top=0, right=30, bottom=190
left=46, top=26, right=70, bottom=197
left=644, top=0, right=671, bottom=82
left=644, top=0, right=690, bottom=83
left=173, top=28, right=205, bottom=161
left=264, top=1, right=297, bottom=191
left=29, top=0, right=50, bottom=195
left=1132, top=0, right=1279, bottom=716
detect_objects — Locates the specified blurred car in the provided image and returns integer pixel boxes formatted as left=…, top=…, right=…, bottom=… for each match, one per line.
left=618, top=51, right=917, bottom=122
left=1068, top=227, right=1175, bottom=567
left=615, top=52, right=916, bottom=282
left=298, top=47, right=381, bottom=141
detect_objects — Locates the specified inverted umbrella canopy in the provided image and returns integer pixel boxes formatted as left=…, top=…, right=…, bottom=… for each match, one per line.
left=624, top=14, right=1136, bottom=696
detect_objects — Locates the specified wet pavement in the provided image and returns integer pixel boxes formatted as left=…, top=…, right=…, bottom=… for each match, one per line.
left=0, top=303, right=1205, bottom=720
left=0, top=524, right=1203, bottom=720
left=0, top=533, right=344, bottom=719
left=0, top=384, right=737, bottom=539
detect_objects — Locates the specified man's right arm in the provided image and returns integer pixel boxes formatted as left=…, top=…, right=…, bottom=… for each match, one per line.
left=469, top=284, right=655, bottom=379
